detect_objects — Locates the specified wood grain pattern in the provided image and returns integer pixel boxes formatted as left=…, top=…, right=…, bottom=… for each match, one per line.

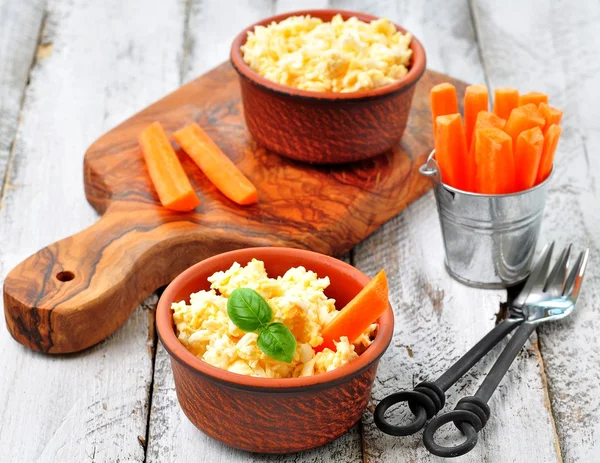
left=3, top=63, right=461, bottom=354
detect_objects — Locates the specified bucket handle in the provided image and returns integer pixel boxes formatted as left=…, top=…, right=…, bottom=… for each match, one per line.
left=419, top=150, right=442, bottom=186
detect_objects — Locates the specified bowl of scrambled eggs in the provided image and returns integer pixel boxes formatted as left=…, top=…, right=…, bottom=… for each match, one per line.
left=156, top=247, right=394, bottom=453
left=230, top=9, right=426, bottom=164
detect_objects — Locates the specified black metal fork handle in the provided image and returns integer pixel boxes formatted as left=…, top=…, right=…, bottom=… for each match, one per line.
left=423, top=321, right=537, bottom=457
left=374, top=317, right=522, bottom=436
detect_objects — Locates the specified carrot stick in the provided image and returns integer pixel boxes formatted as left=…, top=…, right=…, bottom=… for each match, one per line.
left=464, top=111, right=506, bottom=192
left=138, top=122, right=200, bottom=212
left=434, top=114, right=469, bottom=190
left=514, top=127, right=544, bottom=191
left=464, top=85, right=489, bottom=152
left=475, top=128, right=516, bottom=194
left=430, top=83, right=459, bottom=134
left=470, top=111, right=506, bottom=162
left=536, top=124, right=562, bottom=184
left=493, top=87, right=519, bottom=120
left=504, top=103, right=545, bottom=150
left=173, top=123, right=258, bottom=205
left=518, top=91, right=549, bottom=107
left=539, top=103, right=563, bottom=133
left=315, top=270, right=388, bottom=353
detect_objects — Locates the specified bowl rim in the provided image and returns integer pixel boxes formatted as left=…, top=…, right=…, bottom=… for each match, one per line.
left=156, top=247, right=394, bottom=392
left=230, top=9, right=427, bottom=102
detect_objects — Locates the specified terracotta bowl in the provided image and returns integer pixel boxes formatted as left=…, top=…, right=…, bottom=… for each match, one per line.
left=230, top=9, right=426, bottom=164
left=156, top=247, right=394, bottom=454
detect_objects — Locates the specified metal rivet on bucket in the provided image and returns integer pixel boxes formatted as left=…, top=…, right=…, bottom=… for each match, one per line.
left=421, top=150, right=551, bottom=289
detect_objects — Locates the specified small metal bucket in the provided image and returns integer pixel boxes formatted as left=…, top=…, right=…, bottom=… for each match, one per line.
left=420, top=150, right=551, bottom=288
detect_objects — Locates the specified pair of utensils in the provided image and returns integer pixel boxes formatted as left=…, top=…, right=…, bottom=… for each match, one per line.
left=374, top=243, right=589, bottom=458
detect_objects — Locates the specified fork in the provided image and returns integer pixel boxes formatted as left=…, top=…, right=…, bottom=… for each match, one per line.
left=422, top=243, right=590, bottom=458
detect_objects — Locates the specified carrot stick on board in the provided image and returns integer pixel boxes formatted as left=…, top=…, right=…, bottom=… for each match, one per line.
left=173, top=123, right=258, bottom=205
left=138, top=122, right=201, bottom=212
left=518, top=91, right=549, bottom=107
left=430, top=83, right=459, bottom=134
left=504, top=103, right=545, bottom=150
left=514, top=127, right=544, bottom=191
left=315, top=270, right=388, bottom=353
left=475, top=128, right=516, bottom=194
left=464, top=85, right=489, bottom=152
left=493, top=87, right=519, bottom=120
left=434, top=114, right=469, bottom=190
left=539, top=103, right=563, bottom=133
left=536, top=124, right=562, bottom=184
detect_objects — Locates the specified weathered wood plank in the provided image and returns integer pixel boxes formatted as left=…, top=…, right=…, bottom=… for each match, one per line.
left=353, top=0, right=561, bottom=461
left=0, top=0, right=186, bottom=460
left=473, top=1, right=600, bottom=461
left=0, top=0, right=45, bottom=200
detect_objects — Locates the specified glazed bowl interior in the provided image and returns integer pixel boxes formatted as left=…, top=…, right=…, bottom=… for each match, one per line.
left=230, top=9, right=426, bottom=101
left=157, top=247, right=394, bottom=390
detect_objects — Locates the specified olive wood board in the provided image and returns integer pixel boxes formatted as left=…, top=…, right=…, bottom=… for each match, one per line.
left=3, top=63, right=467, bottom=353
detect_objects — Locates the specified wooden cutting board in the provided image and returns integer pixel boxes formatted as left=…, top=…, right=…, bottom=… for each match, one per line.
left=3, top=63, right=466, bottom=354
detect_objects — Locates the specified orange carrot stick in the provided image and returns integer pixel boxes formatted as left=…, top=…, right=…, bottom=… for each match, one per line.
left=475, top=128, right=516, bottom=194
left=434, top=114, right=469, bottom=190
left=470, top=111, right=506, bottom=162
left=174, top=123, right=258, bottom=205
left=315, top=270, right=388, bottom=353
left=514, top=127, right=544, bottom=191
left=464, top=85, right=489, bottom=152
left=430, top=83, right=459, bottom=134
left=466, top=111, right=506, bottom=192
left=138, top=122, right=200, bottom=212
left=539, top=103, right=563, bottom=133
left=536, top=124, right=562, bottom=184
left=493, top=87, right=519, bottom=120
left=518, top=91, right=549, bottom=107
left=504, top=103, right=545, bottom=150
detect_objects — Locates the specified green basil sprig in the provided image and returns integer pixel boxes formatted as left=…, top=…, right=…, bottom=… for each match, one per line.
left=227, top=288, right=297, bottom=363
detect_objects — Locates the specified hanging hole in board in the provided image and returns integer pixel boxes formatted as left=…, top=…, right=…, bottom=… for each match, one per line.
left=56, top=271, right=75, bottom=282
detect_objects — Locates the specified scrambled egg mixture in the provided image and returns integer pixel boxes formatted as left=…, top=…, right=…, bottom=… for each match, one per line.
left=172, top=259, right=377, bottom=378
left=241, top=14, right=412, bottom=93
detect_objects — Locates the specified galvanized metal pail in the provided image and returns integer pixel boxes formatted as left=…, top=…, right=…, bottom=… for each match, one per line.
left=420, top=150, right=551, bottom=288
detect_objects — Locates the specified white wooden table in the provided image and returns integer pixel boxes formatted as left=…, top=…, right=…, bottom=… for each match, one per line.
left=1, top=1, right=598, bottom=461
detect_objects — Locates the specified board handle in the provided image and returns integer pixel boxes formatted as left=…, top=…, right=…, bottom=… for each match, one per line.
left=3, top=206, right=224, bottom=353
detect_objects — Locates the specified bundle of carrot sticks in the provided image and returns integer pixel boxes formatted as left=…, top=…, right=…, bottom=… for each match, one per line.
left=137, top=122, right=258, bottom=211
left=430, top=83, right=562, bottom=194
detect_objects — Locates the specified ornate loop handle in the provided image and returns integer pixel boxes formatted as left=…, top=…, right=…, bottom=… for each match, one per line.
left=373, top=382, right=444, bottom=436
left=373, top=317, right=521, bottom=437
left=422, top=322, right=537, bottom=457
left=422, top=396, right=491, bottom=458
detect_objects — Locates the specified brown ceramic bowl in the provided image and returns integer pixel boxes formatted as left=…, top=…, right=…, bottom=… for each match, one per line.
left=230, top=9, right=426, bottom=164
left=157, top=247, right=394, bottom=454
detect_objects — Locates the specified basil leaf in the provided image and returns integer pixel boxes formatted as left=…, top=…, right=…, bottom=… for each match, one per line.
left=257, top=323, right=297, bottom=363
left=227, top=288, right=273, bottom=332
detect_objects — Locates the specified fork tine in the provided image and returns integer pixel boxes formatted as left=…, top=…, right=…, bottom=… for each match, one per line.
left=544, top=244, right=572, bottom=297
left=564, top=249, right=590, bottom=301
left=513, top=242, right=555, bottom=308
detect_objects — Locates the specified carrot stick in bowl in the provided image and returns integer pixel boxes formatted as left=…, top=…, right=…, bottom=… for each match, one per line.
left=430, top=83, right=459, bottom=134
left=475, top=128, right=516, bottom=194
left=518, top=91, right=548, bottom=107
left=536, top=124, right=562, bottom=184
left=514, top=127, right=544, bottom=191
left=539, top=103, right=563, bottom=133
left=493, top=87, right=519, bottom=120
left=434, top=114, right=469, bottom=190
left=504, top=103, right=545, bottom=150
left=174, top=123, right=258, bottom=205
left=138, top=122, right=201, bottom=212
left=315, top=270, right=388, bottom=353
left=464, top=85, right=489, bottom=152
